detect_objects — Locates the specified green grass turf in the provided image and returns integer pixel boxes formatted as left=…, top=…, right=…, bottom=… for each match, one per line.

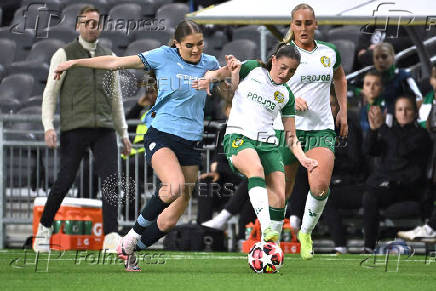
left=1, top=250, right=435, bottom=291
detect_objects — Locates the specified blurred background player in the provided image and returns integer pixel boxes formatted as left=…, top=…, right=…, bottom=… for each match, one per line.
left=34, top=5, right=131, bottom=253
left=281, top=3, right=348, bottom=260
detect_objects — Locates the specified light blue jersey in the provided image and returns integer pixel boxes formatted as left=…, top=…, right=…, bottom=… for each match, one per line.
left=138, top=46, right=219, bottom=141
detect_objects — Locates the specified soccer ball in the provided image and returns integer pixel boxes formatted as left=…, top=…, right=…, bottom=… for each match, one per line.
left=248, top=241, right=284, bottom=273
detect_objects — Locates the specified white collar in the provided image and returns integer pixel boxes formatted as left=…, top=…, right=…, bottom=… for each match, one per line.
left=78, top=35, right=98, bottom=51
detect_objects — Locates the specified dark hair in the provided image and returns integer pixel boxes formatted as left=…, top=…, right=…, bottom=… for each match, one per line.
left=79, top=5, right=99, bottom=16
left=169, top=20, right=202, bottom=48
left=263, top=43, right=301, bottom=71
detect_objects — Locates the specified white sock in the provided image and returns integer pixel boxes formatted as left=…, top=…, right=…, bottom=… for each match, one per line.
left=270, top=220, right=284, bottom=241
left=300, top=190, right=329, bottom=234
left=289, top=215, right=301, bottom=231
left=127, top=228, right=141, bottom=240
left=247, top=177, right=270, bottom=234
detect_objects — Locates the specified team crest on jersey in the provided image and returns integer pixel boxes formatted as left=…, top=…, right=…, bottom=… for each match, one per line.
left=232, top=138, right=244, bottom=148
left=320, top=56, right=331, bottom=67
left=274, top=91, right=284, bottom=103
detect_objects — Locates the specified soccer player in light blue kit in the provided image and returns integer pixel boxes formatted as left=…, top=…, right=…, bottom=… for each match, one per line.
left=54, top=20, right=232, bottom=271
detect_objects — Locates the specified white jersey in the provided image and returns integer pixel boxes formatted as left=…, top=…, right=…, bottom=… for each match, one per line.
left=226, top=60, right=295, bottom=143
left=273, top=40, right=340, bottom=131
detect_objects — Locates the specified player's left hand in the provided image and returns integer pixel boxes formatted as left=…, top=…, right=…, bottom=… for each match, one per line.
left=122, top=138, right=132, bottom=156
left=336, top=109, right=348, bottom=137
left=192, top=78, right=211, bottom=95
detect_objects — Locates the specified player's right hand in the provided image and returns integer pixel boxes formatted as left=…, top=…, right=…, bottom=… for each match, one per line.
left=295, top=97, right=308, bottom=111
left=54, top=60, right=76, bottom=80
left=44, top=129, right=57, bottom=149
left=300, top=157, right=318, bottom=173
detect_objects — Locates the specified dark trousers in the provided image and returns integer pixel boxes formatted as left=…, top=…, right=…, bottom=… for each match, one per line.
left=40, top=128, right=119, bottom=235
left=323, top=183, right=364, bottom=247
left=363, top=181, right=426, bottom=249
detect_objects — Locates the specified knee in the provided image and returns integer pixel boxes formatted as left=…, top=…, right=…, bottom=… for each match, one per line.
left=310, top=181, right=330, bottom=198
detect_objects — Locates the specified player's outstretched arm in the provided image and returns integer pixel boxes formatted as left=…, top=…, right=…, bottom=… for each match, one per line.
left=53, top=55, right=144, bottom=80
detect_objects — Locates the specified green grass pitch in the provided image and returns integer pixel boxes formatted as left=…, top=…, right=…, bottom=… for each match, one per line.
left=1, top=250, right=435, bottom=290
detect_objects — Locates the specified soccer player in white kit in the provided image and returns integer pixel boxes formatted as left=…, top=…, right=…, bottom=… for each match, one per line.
left=221, top=44, right=318, bottom=242
left=276, top=3, right=348, bottom=260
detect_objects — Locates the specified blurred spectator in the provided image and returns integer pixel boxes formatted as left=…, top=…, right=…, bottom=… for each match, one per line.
left=323, top=91, right=366, bottom=254
left=418, top=64, right=436, bottom=128
left=358, top=70, right=386, bottom=137
left=362, top=95, right=432, bottom=252
left=372, top=43, right=422, bottom=125
left=356, top=25, right=415, bottom=69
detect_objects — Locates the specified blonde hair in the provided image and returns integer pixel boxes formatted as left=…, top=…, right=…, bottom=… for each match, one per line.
left=283, top=3, right=315, bottom=43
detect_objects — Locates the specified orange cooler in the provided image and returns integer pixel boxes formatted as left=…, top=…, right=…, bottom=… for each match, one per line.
left=242, top=219, right=301, bottom=254
left=32, top=197, right=104, bottom=250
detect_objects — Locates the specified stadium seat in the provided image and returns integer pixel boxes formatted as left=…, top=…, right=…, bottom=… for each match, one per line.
left=0, top=64, right=6, bottom=82
left=0, top=38, right=17, bottom=66
left=218, top=39, right=257, bottom=66
left=36, top=29, right=79, bottom=44
left=0, top=73, right=34, bottom=102
left=107, top=3, right=143, bottom=29
left=20, top=0, right=65, bottom=12
left=156, top=3, right=190, bottom=29
left=124, top=39, right=161, bottom=56
left=10, top=3, right=63, bottom=37
left=327, top=26, right=361, bottom=44
left=64, top=1, right=110, bottom=15
left=7, top=39, right=66, bottom=83
left=0, top=27, right=34, bottom=61
left=6, top=106, right=44, bottom=141
left=105, top=0, right=159, bottom=16
left=0, top=97, right=21, bottom=114
left=330, top=39, right=356, bottom=74
left=99, top=31, right=129, bottom=56
left=21, top=95, right=43, bottom=109
left=131, top=28, right=174, bottom=47
left=232, top=25, right=277, bottom=53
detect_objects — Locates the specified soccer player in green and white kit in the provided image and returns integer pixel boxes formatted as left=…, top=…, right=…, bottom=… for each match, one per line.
left=218, top=44, right=318, bottom=243
left=275, top=3, right=349, bottom=260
